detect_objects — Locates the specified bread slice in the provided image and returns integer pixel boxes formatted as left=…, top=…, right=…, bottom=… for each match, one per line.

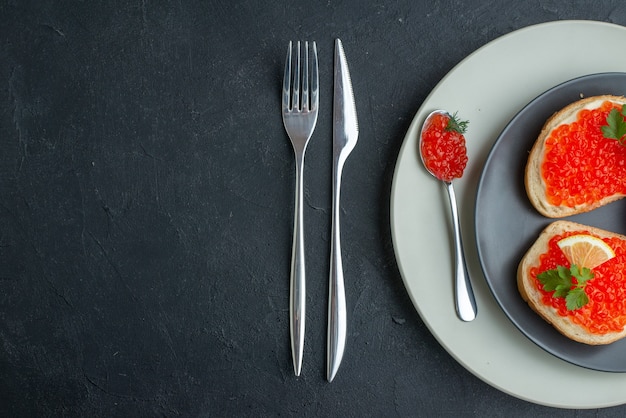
left=525, top=95, right=626, bottom=218
left=517, top=220, right=626, bottom=345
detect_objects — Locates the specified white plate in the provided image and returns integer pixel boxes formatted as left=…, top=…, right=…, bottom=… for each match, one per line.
left=391, top=20, right=626, bottom=408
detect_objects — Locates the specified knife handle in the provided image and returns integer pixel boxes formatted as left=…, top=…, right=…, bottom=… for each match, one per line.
left=327, top=161, right=347, bottom=382
left=290, top=154, right=306, bottom=376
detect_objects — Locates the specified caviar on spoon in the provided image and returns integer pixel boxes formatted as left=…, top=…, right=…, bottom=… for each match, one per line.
left=419, top=110, right=477, bottom=321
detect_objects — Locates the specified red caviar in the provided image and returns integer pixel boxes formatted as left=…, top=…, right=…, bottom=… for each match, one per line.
left=529, top=230, right=626, bottom=335
left=542, top=101, right=626, bottom=207
left=421, top=113, right=468, bottom=182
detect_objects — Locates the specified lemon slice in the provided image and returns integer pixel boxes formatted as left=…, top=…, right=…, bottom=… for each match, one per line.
left=557, top=234, right=616, bottom=269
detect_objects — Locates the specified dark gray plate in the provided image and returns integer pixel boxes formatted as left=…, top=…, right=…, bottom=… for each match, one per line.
left=475, top=72, right=626, bottom=372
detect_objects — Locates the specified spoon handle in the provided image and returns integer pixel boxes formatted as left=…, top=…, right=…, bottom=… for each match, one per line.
left=445, top=181, right=477, bottom=321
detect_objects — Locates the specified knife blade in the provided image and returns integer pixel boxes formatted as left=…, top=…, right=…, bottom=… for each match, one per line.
left=327, top=38, right=358, bottom=382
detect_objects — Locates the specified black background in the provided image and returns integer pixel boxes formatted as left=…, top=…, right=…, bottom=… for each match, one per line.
left=3, top=1, right=626, bottom=416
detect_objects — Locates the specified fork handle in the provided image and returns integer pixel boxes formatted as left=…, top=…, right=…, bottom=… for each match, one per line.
left=290, top=154, right=306, bottom=376
left=327, top=159, right=347, bottom=382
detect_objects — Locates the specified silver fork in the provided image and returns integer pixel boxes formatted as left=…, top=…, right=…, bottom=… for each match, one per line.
left=282, top=40, right=319, bottom=376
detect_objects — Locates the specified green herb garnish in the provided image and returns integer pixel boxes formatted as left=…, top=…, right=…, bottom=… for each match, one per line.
left=445, top=112, right=469, bottom=134
left=537, top=264, right=594, bottom=310
left=601, top=104, right=626, bottom=145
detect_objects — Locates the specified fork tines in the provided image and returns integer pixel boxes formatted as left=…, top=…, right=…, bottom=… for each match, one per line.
left=283, top=41, right=319, bottom=114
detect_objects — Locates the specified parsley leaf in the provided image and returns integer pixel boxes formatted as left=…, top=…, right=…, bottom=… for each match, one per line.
left=571, top=264, right=594, bottom=284
left=601, top=104, right=626, bottom=145
left=536, top=264, right=594, bottom=310
left=537, top=266, right=572, bottom=296
left=566, top=287, right=589, bottom=311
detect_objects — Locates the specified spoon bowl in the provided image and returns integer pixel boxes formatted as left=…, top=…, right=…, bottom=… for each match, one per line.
left=419, top=110, right=477, bottom=321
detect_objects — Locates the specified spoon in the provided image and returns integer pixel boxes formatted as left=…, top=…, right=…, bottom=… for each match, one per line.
left=419, top=110, right=477, bottom=322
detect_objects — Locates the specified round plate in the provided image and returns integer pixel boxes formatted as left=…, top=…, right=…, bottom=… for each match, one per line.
left=476, top=72, right=626, bottom=372
left=391, top=21, right=626, bottom=408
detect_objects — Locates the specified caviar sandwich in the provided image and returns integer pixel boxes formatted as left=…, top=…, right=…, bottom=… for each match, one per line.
left=518, top=221, right=626, bottom=345
left=525, top=95, right=626, bottom=218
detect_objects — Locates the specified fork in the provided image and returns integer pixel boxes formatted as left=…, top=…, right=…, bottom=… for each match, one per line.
left=282, top=40, right=319, bottom=376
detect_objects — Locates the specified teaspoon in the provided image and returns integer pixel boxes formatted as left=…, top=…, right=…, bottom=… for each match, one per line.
left=419, top=109, right=477, bottom=322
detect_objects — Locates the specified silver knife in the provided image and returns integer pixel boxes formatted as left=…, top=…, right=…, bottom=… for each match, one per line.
left=327, top=38, right=358, bottom=382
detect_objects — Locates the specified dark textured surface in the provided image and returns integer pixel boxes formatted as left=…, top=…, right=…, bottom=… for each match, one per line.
left=2, top=1, right=626, bottom=416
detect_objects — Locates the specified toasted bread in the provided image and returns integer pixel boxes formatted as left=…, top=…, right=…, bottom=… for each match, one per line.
left=517, top=220, right=626, bottom=345
left=525, top=95, right=626, bottom=218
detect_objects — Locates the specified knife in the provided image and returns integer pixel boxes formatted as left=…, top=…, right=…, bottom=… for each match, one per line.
left=327, top=38, right=358, bottom=382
